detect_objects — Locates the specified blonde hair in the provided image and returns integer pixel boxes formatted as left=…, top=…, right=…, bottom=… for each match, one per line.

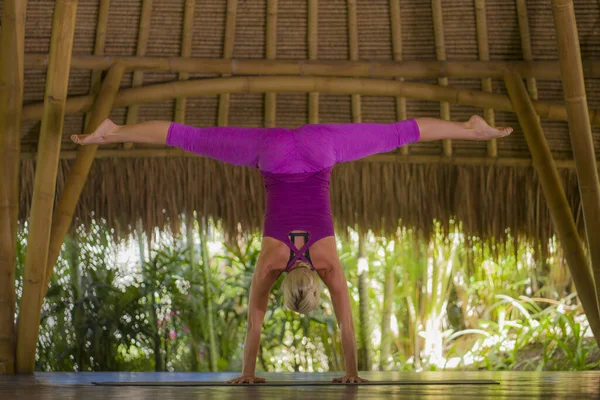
left=282, top=260, right=322, bottom=315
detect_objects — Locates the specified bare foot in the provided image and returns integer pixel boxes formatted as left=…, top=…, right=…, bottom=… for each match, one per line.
left=71, top=119, right=119, bottom=145
left=466, top=115, right=513, bottom=140
left=332, top=376, right=369, bottom=384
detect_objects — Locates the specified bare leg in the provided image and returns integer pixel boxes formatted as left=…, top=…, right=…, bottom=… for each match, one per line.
left=71, top=119, right=170, bottom=145
left=415, top=115, right=513, bottom=142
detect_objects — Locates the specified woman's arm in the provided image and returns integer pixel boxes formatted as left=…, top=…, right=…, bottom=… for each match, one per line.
left=226, top=264, right=280, bottom=384
left=71, top=119, right=270, bottom=168
left=319, top=264, right=367, bottom=383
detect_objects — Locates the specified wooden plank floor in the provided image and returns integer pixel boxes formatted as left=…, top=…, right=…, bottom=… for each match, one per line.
left=1, top=371, right=600, bottom=399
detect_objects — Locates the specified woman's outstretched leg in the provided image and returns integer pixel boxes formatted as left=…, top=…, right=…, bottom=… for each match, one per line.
left=416, top=115, right=513, bottom=142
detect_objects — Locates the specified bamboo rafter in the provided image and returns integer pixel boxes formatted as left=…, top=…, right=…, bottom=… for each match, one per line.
left=347, top=0, right=362, bottom=123
left=265, top=0, right=278, bottom=128
left=84, top=0, right=110, bottom=129
left=217, top=0, right=238, bottom=126
left=21, top=76, right=600, bottom=125
left=124, top=0, right=153, bottom=150
left=432, top=0, right=452, bottom=157
left=390, top=0, right=409, bottom=156
left=0, top=0, right=27, bottom=375
left=19, top=147, right=599, bottom=170
left=475, top=0, right=497, bottom=157
left=16, top=0, right=78, bottom=374
left=308, top=0, right=319, bottom=124
left=552, top=0, right=600, bottom=328
left=505, top=70, right=600, bottom=345
left=174, top=0, right=196, bottom=124
left=516, top=0, right=539, bottom=100
left=23, top=54, right=600, bottom=79
left=43, top=63, right=126, bottom=302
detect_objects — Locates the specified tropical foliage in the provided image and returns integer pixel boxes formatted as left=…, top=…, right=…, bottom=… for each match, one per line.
left=14, top=217, right=598, bottom=372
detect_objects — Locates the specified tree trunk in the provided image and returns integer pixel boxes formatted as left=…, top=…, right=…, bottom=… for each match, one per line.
left=379, top=245, right=395, bottom=371
left=199, top=218, right=218, bottom=371
left=357, top=235, right=372, bottom=371
left=137, top=228, right=163, bottom=371
left=184, top=215, right=200, bottom=372
left=66, top=235, right=85, bottom=371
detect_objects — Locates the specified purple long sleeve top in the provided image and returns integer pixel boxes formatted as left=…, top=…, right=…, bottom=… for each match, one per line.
left=167, top=120, right=421, bottom=269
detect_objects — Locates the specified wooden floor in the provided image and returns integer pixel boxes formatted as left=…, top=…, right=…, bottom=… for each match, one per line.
left=2, top=371, right=600, bottom=399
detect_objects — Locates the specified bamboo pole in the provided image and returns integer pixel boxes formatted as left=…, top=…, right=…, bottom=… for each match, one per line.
left=347, top=0, right=362, bottom=123
left=15, top=0, right=78, bottom=374
left=431, top=0, right=452, bottom=156
left=308, top=0, right=319, bottom=123
left=124, top=0, right=153, bottom=149
left=174, top=0, right=196, bottom=124
left=265, top=0, right=278, bottom=127
left=475, top=0, right=497, bottom=157
left=504, top=70, right=600, bottom=345
left=516, top=0, right=538, bottom=100
left=22, top=75, right=600, bottom=126
left=24, top=54, right=600, bottom=79
left=552, top=0, right=600, bottom=324
left=19, top=146, right=599, bottom=170
left=42, top=64, right=125, bottom=300
left=217, top=0, right=238, bottom=126
left=0, top=0, right=27, bottom=375
left=390, top=0, right=409, bottom=155
left=85, top=0, right=110, bottom=129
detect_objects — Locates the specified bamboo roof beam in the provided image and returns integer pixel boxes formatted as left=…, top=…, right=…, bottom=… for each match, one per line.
left=347, top=0, right=362, bottom=123
left=432, top=0, right=452, bottom=156
left=23, top=54, right=600, bottom=79
left=217, top=0, right=238, bottom=126
left=15, top=0, right=78, bottom=374
left=516, top=0, right=538, bottom=100
left=0, top=0, right=27, bottom=375
left=21, top=76, right=600, bottom=126
left=308, top=0, right=319, bottom=124
left=265, top=0, right=278, bottom=127
left=174, top=0, right=196, bottom=124
left=475, top=0, right=497, bottom=157
left=390, top=0, right=408, bottom=156
left=21, top=147, right=597, bottom=170
left=552, top=0, right=600, bottom=327
left=85, top=0, right=110, bottom=128
left=504, top=70, right=600, bottom=345
left=42, top=63, right=125, bottom=302
left=124, top=0, right=153, bottom=150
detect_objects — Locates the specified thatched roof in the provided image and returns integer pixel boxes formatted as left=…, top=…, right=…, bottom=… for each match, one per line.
left=16, top=0, right=600, bottom=245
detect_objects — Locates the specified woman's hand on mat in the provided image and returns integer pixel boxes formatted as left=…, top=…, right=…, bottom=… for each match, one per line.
left=71, top=119, right=119, bottom=145
left=332, top=376, right=369, bottom=384
left=225, top=376, right=266, bottom=384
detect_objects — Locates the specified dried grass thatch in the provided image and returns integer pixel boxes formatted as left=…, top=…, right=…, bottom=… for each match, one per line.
left=19, top=157, right=585, bottom=249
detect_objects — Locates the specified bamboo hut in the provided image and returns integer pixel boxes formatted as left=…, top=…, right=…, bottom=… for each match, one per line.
left=1, top=0, right=600, bottom=388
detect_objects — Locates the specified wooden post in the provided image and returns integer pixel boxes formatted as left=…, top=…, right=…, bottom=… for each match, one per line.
left=217, top=0, right=238, bottom=126
left=475, top=0, right=497, bottom=157
left=516, top=0, right=538, bottom=100
left=15, top=0, right=78, bottom=374
left=504, top=71, right=600, bottom=344
left=347, top=0, right=361, bottom=123
left=552, top=0, right=600, bottom=319
left=265, top=0, right=278, bottom=127
left=390, top=0, right=409, bottom=155
left=0, top=0, right=27, bottom=375
left=124, top=0, right=152, bottom=149
left=42, top=64, right=126, bottom=299
left=308, top=0, right=319, bottom=124
left=431, top=0, right=452, bottom=156
left=85, top=0, right=110, bottom=128
left=174, top=0, right=196, bottom=124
